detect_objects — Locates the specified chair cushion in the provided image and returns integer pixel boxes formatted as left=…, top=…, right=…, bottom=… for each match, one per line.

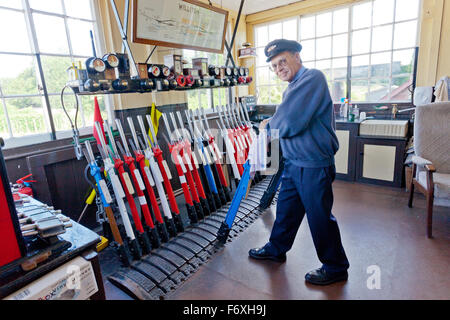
left=414, top=102, right=450, bottom=173
left=417, top=171, right=450, bottom=199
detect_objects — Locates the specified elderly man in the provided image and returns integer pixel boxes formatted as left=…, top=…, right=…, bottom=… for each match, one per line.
left=249, top=39, right=350, bottom=286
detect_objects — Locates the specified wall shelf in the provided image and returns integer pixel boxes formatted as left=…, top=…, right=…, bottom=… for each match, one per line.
left=71, top=83, right=250, bottom=96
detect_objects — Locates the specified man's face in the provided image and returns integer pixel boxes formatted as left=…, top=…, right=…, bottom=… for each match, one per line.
left=269, top=51, right=301, bottom=82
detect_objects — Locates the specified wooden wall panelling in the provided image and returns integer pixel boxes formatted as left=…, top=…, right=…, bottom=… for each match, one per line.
left=417, top=0, right=445, bottom=86
left=25, top=147, right=98, bottom=228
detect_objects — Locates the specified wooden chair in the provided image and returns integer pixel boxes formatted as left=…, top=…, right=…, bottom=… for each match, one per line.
left=408, top=102, right=450, bottom=238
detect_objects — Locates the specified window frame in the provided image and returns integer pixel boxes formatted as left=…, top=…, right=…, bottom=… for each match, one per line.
left=253, top=0, right=421, bottom=105
left=0, top=0, right=111, bottom=149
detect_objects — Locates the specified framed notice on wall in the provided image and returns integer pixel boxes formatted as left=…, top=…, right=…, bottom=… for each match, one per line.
left=132, top=0, right=228, bottom=53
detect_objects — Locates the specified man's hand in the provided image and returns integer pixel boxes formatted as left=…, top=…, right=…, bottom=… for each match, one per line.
left=259, top=118, right=270, bottom=130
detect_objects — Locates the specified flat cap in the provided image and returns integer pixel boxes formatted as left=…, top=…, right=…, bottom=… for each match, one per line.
left=264, top=39, right=302, bottom=62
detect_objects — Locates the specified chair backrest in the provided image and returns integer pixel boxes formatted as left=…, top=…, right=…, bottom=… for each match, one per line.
left=414, top=102, right=450, bottom=174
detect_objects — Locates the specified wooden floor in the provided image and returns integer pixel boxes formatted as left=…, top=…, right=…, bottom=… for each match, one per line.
left=102, top=180, right=450, bottom=300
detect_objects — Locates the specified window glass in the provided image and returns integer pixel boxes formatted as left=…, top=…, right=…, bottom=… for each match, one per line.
left=0, top=0, right=22, bottom=9
left=212, top=88, right=220, bottom=108
left=333, top=8, right=349, bottom=34
left=256, top=25, right=268, bottom=46
left=373, top=0, right=394, bottom=25
left=391, top=76, right=412, bottom=101
left=33, top=13, right=69, bottom=54
left=300, top=16, right=315, bottom=40
left=270, top=85, right=286, bottom=104
left=256, top=47, right=266, bottom=67
left=395, top=0, right=420, bottom=22
left=183, top=45, right=225, bottom=110
left=64, top=0, right=93, bottom=20
left=213, top=88, right=228, bottom=108
left=371, top=25, right=392, bottom=52
left=393, top=20, right=418, bottom=49
left=29, top=0, right=63, bottom=14
left=0, top=104, right=9, bottom=137
left=316, top=36, right=332, bottom=60
left=0, top=9, right=31, bottom=53
left=332, top=57, right=347, bottom=81
left=316, top=59, right=331, bottom=81
left=41, top=55, right=72, bottom=94
left=300, top=39, right=315, bottom=61
left=331, top=81, right=347, bottom=101
left=268, top=22, right=282, bottom=41
left=283, top=19, right=297, bottom=40
left=67, top=19, right=96, bottom=56
left=269, top=66, right=283, bottom=85
left=352, top=2, right=372, bottom=29
left=257, top=86, right=270, bottom=104
left=302, top=60, right=315, bottom=69
left=0, top=0, right=101, bottom=144
left=332, top=33, right=348, bottom=57
left=351, top=79, right=369, bottom=101
left=253, top=0, right=419, bottom=104
left=187, top=90, right=198, bottom=110
left=51, top=94, right=82, bottom=131
left=370, top=52, right=391, bottom=77
left=0, top=54, right=39, bottom=96
left=81, top=95, right=106, bottom=127
left=256, top=67, right=270, bottom=86
left=199, top=89, right=210, bottom=109
left=392, top=49, right=414, bottom=76
left=352, top=29, right=371, bottom=55
left=5, top=96, right=49, bottom=136
left=369, top=78, right=390, bottom=101
left=351, top=54, right=370, bottom=78
left=316, top=12, right=332, bottom=37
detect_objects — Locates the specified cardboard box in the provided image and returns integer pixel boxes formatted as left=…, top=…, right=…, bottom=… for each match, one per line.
left=5, top=256, right=98, bottom=300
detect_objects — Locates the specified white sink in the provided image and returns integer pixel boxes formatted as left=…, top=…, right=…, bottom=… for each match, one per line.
left=359, top=119, right=409, bottom=137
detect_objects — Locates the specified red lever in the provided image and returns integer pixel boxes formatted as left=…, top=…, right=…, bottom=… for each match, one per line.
left=153, top=147, right=180, bottom=214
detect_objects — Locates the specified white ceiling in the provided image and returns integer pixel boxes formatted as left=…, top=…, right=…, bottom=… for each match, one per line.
left=211, top=0, right=304, bottom=15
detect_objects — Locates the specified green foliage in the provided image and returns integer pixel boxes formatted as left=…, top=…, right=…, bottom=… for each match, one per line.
left=41, top=55, right=72, bottom=93
left=1, top=66, right=39, bottom=109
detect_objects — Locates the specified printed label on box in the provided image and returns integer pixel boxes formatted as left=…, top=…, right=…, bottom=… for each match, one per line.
left=6, top=256, right=98, bottom=300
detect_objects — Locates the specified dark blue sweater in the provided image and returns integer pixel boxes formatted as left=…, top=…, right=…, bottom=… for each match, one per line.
left=267, top=67, right=339, bottom=168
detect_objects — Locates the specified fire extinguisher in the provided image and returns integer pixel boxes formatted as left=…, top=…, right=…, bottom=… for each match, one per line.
left=15, top=174, right=35, bottom=197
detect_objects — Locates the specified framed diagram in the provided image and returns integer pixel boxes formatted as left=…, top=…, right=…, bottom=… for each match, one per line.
left=132, top=0, right=228, bottom=53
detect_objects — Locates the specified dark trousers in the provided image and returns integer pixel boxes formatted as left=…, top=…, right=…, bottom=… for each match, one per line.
left=265, top=163, right=350, bottom=273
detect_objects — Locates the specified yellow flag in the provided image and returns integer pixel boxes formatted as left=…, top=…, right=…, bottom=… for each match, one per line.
left=149, top=102, right=162, bottom=144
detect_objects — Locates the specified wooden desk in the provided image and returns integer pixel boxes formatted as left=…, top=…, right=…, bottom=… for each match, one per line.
left=0, top=198, right=104, bottom=300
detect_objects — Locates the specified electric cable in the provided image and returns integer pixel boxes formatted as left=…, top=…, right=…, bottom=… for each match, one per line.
left=61, top=84, right=84, bottom=159
left=60, top=84, right=80, bottom=132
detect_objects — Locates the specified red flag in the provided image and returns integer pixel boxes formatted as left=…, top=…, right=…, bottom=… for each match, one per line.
left=93, top=96, right=106, bottom=145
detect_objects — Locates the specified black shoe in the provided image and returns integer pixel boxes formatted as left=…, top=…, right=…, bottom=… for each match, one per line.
left=305, top=268, right=348, bottom=285
left=248, top=247, right=286, bottom=263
